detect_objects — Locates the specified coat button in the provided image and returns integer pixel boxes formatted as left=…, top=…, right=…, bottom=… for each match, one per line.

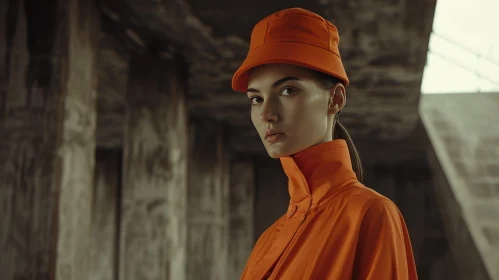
left=287, top=205, right=298, bottom=218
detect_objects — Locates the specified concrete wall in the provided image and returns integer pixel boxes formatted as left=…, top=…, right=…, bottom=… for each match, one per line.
left=120, top=55, right=189, bottom=280
left=0, top=0, right=100, bottom=279
left=253, top=156, right=289, bottom=239
left=187, top=119, right=230, bottom=280
left=229, top=156, right=255, bottom=279
left=421, top=92, right=499, bottom=280
left=0, top=2, right=255, bottom=274
left=363, top=156, right=458, bottom=280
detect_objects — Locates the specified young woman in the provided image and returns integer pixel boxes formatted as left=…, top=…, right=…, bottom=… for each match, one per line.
left=231, top=7, right=418, bottom=280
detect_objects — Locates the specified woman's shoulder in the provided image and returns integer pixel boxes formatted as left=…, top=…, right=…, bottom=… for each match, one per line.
left=335, top=182, right=401, bottom=217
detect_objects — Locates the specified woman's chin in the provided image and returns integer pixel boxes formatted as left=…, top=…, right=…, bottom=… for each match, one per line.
left=265, top=143, right=291, bottom=158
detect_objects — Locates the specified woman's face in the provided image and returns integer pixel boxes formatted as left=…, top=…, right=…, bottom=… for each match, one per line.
left=247, top=64, right=345, bottom=158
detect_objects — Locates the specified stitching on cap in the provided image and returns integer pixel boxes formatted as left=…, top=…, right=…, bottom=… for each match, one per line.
left=283, top=9, right=338, bottom=29
left=328, top=24, right=331, bottom=51
left=267, top=8, right=340, bottom=31
left=248, top=40, right=341, bottom=58
left=327, top=24, right=333, bottom=51
left=263, top=19, right=272, bottom=44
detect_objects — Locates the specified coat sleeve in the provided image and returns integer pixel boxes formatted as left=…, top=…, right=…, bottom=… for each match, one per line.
left=353, top=197, right=418, bottom=280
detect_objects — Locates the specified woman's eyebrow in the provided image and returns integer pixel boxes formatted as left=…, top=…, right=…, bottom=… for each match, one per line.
left=247, top=76, right=301, bottom=93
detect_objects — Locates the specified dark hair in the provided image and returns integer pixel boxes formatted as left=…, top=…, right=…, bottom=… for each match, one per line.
left=311, top=70, right=364, bottom=182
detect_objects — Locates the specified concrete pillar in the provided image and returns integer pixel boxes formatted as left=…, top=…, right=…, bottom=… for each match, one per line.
left=187, top=119, right=230, bottom=280
left=95, top=36, right=129, bottom=149
left=0, top=0, right=99, bottom=279
left=90, top=149, right=121, bottom=280
left=53, top=0, right=100, bottom=278
left=228, top=157, right=255, bottom=279
left=120, top=54, right=188, bottom=280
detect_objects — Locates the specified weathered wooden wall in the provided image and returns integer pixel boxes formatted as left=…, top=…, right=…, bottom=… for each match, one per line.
left=187, top=119, right=230, bottom=280
left=228, top=157, right=255, bottom=279
left=0, top=0, right=100, bottom=279
left=120, top=54, right=189, bottom=280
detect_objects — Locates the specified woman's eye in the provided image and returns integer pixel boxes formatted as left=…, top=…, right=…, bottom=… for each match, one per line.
left=249, top=96, right=263, bottom=105
left=280, top=87, right=296, bottom=95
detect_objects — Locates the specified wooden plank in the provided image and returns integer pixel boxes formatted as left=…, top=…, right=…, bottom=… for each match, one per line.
left=228, top=157, right=255, bottom=279
left=187, top=119, right=230, bottom=280
left=120, top=55, right=188, bottom=280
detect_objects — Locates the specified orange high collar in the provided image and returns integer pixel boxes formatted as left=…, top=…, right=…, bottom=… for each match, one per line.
left=280, top=139, right=358, bottom=208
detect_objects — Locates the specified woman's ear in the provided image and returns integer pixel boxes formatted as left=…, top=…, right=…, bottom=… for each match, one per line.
left=327, top=83, right=346, bottom=115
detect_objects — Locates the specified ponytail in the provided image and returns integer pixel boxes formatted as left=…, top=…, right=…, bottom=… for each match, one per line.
left=333, top=115, right=364, bottom=182
left=311, top=69, right=365, bottom=182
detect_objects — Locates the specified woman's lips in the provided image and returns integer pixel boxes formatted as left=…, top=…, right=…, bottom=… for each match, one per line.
left=265, top=133, right=285, bottom=143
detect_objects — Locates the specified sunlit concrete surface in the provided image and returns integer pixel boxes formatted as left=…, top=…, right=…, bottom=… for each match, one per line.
left=421, top=92, right=499, bottom=280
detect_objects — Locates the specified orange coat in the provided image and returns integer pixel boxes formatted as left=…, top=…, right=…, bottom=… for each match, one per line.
left=241, top=140, right=418, bottom=280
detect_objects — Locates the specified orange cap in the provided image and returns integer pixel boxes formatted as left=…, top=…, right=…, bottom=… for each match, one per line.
left=231, top=8, right=349, bottom=92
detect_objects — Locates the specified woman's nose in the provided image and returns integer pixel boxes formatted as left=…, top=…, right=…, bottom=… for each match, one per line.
left=260, top=99, right=280, bottom=123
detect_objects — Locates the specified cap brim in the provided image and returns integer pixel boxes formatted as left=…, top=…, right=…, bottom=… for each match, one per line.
left=232, top=41, right=349, bottom=92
